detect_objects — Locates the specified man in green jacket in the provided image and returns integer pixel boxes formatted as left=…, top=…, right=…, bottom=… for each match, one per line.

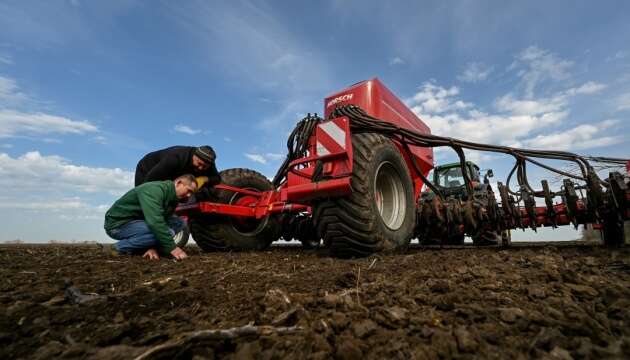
left=104, top=174, right=197, bottom=260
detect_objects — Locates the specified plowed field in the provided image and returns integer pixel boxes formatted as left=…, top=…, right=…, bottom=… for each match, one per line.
left=1, top=243, right=629, bottom=359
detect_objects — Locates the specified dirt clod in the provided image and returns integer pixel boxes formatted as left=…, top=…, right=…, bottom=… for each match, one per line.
left=454, top=326, right=478, bottom=353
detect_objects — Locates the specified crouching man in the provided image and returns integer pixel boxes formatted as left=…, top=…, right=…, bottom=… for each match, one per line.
left=104, top=174, right=197, bottom=260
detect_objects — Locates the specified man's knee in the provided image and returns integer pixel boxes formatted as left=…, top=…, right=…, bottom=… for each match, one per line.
left=114, top=232, right=159, bottom=255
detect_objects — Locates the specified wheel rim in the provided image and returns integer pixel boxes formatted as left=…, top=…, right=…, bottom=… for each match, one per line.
left=374, top=161, right=407, bottom=230
left=229, top=188, right=268, bottom=236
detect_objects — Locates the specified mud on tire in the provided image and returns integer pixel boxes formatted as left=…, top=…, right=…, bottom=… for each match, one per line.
left=190, top=168, right=280, bottom=252
left=313, top=133, right=416, bottom=258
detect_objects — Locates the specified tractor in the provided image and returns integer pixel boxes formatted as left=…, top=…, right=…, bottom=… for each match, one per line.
left=176, top=78, right=629, bottom=257
left=417, top=161, right=509, bottom=246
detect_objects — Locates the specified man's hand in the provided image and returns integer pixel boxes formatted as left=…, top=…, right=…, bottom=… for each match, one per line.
left=143, top=248, right=160, bottom=260
left=170, top=247, right=188, bottom=260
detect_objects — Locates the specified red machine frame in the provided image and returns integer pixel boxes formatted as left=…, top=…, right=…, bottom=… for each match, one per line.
left=177, top=79, right=630, bottom=236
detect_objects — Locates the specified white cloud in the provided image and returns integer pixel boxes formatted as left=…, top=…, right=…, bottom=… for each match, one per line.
left=0, top=198, right=89, bottom=210
left=616, top=92, right=630, bottom=111
left=0, top=109, right=98, bottom=138
left=408, top=81, right=566, bottom=145
left=0, top=197, right=108, bottom=222
left=408, top=82, right=471, bottom=114
left=265, top=153, right=285, bottom=161
left=0, top=75, right=28, bottom=104
left=245, top=153, right=267, bottom=164
left=173, top=124, right=201, bottom=135
left=389, top=57, right=405, bottom=66
left=408, top=51, right=615, bottom=152
left=522, top=121, right=623, bottom=150
left=244, top=152, right=285, bottom=164
left=565, top=81, right=607, bottom=96
left=0, top=143, right=12, bottom=148
left=0, top=75, right=98, bottom=141
left=224, top=137, right=232, bottom=142
left=418, top=111, right=566, bottom=146
left=494, top=81, right=606, bottom=116
left=509, top=46, right=573, bottom=98
left=0, top=151, right=133, bottom=195
left=457, top=62, right=493, bottom=83
left=494, top=93, right=566, bottom=116
left=463, top=149, right=499, bottom=165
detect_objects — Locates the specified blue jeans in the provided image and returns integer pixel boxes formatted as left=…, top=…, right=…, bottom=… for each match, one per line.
left=107, top=217, right=185, bottom=255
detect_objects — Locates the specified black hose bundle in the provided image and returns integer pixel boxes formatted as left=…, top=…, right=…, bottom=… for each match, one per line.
left=328, top=105, right=629, bottom=198
left=272, top=113, right=322, bottom=187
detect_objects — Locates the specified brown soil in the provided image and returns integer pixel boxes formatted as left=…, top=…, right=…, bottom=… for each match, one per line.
left=1, top=243, right=630, bottom=359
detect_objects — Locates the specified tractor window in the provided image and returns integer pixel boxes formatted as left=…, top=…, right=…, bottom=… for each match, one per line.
left=436, top=167, right=465, bottom=188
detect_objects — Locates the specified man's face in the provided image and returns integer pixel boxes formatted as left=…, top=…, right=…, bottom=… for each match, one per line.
left=175, top=180, right=198, bottom=199
left=192, top=155, right=211, bottom=171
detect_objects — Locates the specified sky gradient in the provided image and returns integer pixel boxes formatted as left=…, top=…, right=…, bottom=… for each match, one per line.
left=1, top=0, right=629, bottom=242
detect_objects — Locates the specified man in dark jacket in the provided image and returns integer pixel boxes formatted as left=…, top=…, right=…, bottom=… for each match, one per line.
left=105, top=174, right=197, bottom=260
left=135, top=146, right=221, bottom=198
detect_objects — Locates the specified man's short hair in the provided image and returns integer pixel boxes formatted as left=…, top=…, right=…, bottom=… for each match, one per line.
left=175, top=174, right=196, bottom=186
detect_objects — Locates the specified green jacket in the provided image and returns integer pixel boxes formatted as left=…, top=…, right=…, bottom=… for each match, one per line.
left=105, top=181, right=179, bottom=254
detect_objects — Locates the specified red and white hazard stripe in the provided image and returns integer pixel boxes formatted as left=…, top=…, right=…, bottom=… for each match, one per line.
left=316, top=118, right=348, bottom=155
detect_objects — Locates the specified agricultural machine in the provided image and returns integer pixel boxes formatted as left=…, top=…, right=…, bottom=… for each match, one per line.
left=177, top=78, right=630, bottom=258
left=417, top=160, right=510, bottom=246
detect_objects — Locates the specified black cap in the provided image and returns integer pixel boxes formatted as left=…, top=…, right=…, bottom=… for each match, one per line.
left=194, top=146, right=216, bottom=164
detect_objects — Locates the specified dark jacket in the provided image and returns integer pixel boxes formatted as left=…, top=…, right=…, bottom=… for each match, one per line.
left=105, top=181, right=179, bottom=254
left=135, top=146, right=221, bottom=187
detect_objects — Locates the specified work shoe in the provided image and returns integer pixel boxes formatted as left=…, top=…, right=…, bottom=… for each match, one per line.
left=98, top=243, right=119, bottom=257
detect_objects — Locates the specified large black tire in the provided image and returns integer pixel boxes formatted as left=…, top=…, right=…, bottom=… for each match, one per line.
left=602, top=218, right=625, bottom=247
left=313, top=133, right=416, bottom=258
left=447, top=234, right=465, bottom=245
left=190, top=168, right=280, bottom=252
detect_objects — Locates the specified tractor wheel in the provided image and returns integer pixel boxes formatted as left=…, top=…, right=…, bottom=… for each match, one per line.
left=190, top=168, right=280, bottom=252
left=189, top=216, right=227, bottom=252
left=313, top=133, right=416, bottom=258
left=602, top=218, right=624, bottom=247
left=446, top=234, right=465, bottom=245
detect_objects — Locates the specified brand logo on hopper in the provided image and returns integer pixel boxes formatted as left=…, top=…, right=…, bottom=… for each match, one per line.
left=326, top=93, right=354, bottom=108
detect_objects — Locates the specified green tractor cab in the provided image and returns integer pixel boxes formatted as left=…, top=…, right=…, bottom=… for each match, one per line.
left=434, top=161, right=480, bottom=198
left=419, top=161, right=506, bottom=246
left=429, top=161, right=494, bottom=199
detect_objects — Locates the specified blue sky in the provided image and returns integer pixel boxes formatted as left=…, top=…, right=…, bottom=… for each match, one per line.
left=0, top=0, right=629, bottom=242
